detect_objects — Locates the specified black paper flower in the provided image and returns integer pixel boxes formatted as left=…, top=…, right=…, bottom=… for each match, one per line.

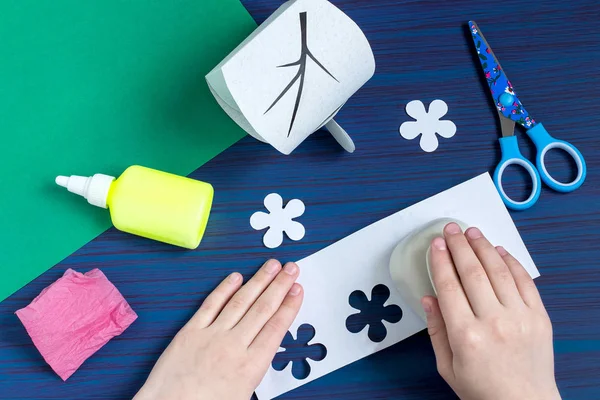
left=272, top=323, right=327, bottom=380
left=345, top=284, right=403, bottom=343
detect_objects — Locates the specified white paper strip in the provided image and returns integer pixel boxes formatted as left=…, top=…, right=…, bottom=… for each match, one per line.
left=255, top=173, right=539, bottom=399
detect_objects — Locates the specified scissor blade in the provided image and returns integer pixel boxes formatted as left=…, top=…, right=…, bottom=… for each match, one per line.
left=469, top=21, right=537, bottom=129
left=499, top=113, right=516, bottom=138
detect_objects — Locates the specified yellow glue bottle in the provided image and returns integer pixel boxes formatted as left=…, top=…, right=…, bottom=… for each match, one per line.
left=55, top=166, right=213, bottom=249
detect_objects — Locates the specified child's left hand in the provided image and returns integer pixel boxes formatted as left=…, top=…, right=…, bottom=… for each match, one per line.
left=134, top=259, right=303, bottom=400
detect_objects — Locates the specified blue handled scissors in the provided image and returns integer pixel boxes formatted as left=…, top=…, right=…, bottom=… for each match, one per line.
left=469, top=21, right=586, bottom=210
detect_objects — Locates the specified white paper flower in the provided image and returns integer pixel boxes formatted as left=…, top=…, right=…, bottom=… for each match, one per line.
left=250, top=193, right=305, bottom=249
left=399, top=100, right=457, bottom=152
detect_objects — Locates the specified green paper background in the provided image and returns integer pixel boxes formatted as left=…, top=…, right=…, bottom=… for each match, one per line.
left=0, top=1, right=257, bottom=302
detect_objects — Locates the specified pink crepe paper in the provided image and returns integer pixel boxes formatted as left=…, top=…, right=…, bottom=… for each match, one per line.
left=15, top=268, right=137, bottom=381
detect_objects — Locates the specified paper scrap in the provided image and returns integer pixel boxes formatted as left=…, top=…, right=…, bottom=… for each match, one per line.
left=400, top=100, right=457, bottom=152
left=0, top=0, right=257, bottom=302
left=256, top=173, right=539, bottom=399
left=206, top=0, right=376, bottom=154
left=15, top=269, right=137, bottom=381
left=250, top=193, right=305, bottom=249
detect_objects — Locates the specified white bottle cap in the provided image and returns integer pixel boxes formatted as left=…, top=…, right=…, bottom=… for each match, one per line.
left=55, top=174, right=115, bottom=209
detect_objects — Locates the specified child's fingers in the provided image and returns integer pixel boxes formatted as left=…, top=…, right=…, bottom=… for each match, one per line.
left=496, top=247, right=544, bottom=309
left=422, top=296, right=455, bottom=384
left=465, top=227, right=522, bottom=307
left=249, top=284, right=304, bottom=361
left=233, top=263, right=300, bottom=344
left=429, top=236, right=475, bottom=326
left=444, top=223, right=500, bottom=316
left=214, top=259, right=282, bottom=329
left=187, top=272, right=243, bottom=329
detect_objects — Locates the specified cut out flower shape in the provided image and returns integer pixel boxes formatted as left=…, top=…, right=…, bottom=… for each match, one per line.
left=346, top=284, right=403, bottom=343
left=272, top=324, right=327, bottom=380
left=250, top=193, right=305, bottom=249
left=400, top=99, right=457, bottom=152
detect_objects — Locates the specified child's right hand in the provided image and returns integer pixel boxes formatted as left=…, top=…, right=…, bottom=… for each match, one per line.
left=422, top=223, right=561, bottom=400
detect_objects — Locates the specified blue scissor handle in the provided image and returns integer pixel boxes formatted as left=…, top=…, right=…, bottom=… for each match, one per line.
left=493, top=136, right=542, bottom=211
left=526, top=123, right=587, bottom=192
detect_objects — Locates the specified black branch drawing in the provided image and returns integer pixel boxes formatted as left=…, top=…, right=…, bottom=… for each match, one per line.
left=264, top=11, right=339, bottom=137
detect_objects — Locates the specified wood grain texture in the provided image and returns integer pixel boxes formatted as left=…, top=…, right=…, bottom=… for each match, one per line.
left=1, top=0, right=599, bottom=399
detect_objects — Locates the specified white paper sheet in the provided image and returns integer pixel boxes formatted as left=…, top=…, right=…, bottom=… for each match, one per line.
left=206, top=0, right=375, bottom=154
left=255, top=173, right=540, bottom=399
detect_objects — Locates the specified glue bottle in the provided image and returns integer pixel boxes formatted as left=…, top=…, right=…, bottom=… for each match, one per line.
left=56, top=166, right=213, bottom=249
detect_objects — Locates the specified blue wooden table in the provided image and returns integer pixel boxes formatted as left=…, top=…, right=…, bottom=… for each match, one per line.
left=1, top=0, right=599, bottom=398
